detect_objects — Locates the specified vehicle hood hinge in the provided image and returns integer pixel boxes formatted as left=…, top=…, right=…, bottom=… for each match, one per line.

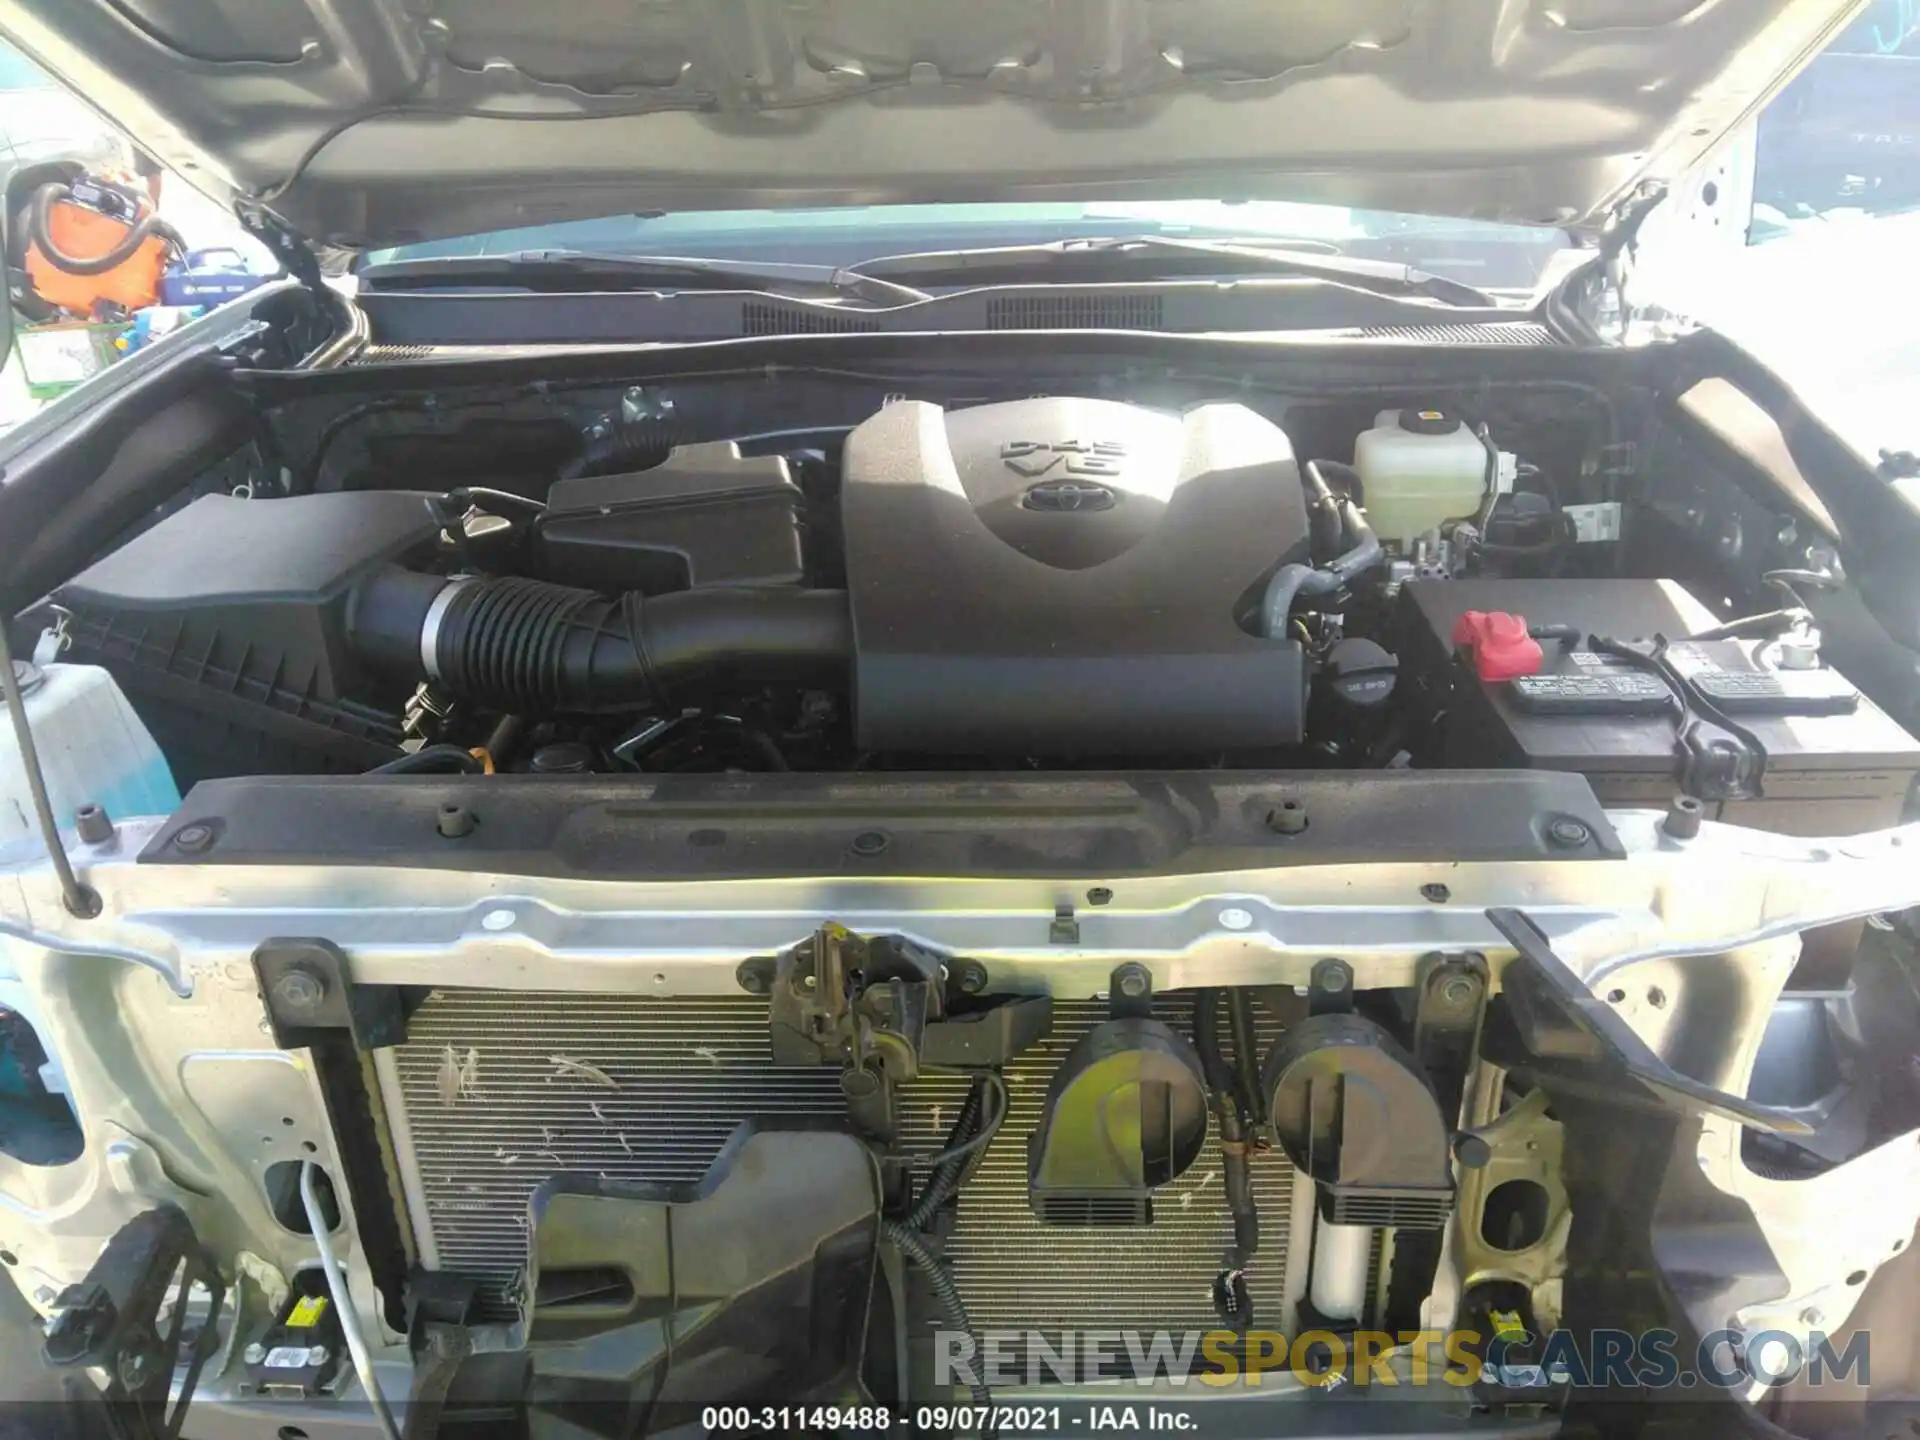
left=1596, top=182, right=1668, bottom=318
left=236, top=203, right=329, bottom=303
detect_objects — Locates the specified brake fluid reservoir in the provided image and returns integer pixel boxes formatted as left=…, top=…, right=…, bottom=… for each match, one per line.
left=2, top=661, right=178, bottom=846
left=1353, top=407, right=1492, bottom=545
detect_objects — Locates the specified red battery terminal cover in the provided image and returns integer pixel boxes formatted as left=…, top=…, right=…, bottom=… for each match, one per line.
left=1451, top=610, right=1544, bottom=681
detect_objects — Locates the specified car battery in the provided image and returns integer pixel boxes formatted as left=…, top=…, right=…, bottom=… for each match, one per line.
left=1396, top=578, right=1920, bottom=978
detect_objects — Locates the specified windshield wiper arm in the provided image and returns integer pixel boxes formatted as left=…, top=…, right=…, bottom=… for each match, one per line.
left=357, top=251, right=931, bottom=305
left=846, top=235, right=1499, bottom=307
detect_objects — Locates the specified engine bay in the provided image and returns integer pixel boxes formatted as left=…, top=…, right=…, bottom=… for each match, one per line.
left=43, top=372, right=1920, bottom=814
left=9, top=339, right=1920, bottom=1435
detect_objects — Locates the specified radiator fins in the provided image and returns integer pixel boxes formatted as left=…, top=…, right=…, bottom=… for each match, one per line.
left=386, top=991, right=1297, bottom=1332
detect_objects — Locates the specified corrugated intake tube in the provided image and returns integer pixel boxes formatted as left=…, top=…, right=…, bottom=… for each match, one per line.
left=347, top=566, right=851, bottom=713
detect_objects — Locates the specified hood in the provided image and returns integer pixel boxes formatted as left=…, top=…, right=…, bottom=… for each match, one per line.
left=0, top=0, right=1864, bottom=249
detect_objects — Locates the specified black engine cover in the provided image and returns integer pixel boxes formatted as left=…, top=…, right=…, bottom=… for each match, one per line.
left=841, top=398, right=1312, bottom=755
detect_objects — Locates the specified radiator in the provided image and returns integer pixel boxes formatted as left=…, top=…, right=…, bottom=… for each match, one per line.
left=385, top=990, right=1299, bottom=1332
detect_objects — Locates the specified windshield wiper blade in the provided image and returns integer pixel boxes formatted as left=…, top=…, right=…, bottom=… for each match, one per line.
left=847, top=235, right=1499, bottom=307
left=357, top=251, right=931, bottom=305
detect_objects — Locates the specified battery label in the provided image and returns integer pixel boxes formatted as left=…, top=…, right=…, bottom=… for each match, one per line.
left=286, top=1296, right=329, bottom=1328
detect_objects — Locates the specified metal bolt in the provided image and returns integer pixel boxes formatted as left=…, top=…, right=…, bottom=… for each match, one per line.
left=621, top=386, right=674, bottom=423
left=1265, top=800, right=1309, bottom=835
left=1441, top=974, right=1479, bottom=1007
left=1546, top=817, right=1591, bottom=850
left=33, top=1286, right=57, bottom=1308
left=307, top=1345, right=329, bottom=1367
left=1316, top=960, right=1352, bottom=992
left=734, top=959, right=773, bottom=996
left=118, top=1349, right=152, bottom=1387
left=953, top=960, right=990, bottom=995
left=849, top=830, right=890, bottom=856
left=1420, top=883, right=1451, bottom=904
left=437, top=804, right=478, bottom=839
left=74, top=804, right=113, bottom=844
left=1662, top=794, right=1703, bottom=839
left=172, top=822, right=216, bottom=854
left=1115, top=963, right=1151, bottom=999
left=1798, top=1307, right=1822, bottom=1328
left=272, top=968, right=327, bottom=1014
left=244, top=1343, right=265, bottom=1365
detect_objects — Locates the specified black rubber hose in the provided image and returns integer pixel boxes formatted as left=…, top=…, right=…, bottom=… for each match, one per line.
left=1220, top=1121, right=1259, bottom=1261
left=1323, top=501, right=1382, bottom=589
left=561, top=415, right=674, bottom=480
left=1192, top=991, right=1259, bottom=1261
left=1260, top=462, right=1382, bottom=635
left=27, top=183, right=183, bottom=276
left=903, top=1072, right=1007, bottom=1173
left=484, top=714, right=527, bottom=767
left=908, top=1077, right=988, bottom=1230
left=881, top=1221, right=992, bottom=1411
left=1228, top=988, right=1265, bottom=1129
left=1193, top=989, right=1237, bottom=1096
left=347, top=568, right=851, bottom=714
left=367, top=744, right=484, bottom=775
left=1303, top=461, right=1344, bottom=562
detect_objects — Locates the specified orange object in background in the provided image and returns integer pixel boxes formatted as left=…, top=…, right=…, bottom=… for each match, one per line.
left=23, top=176, right=179, bottom=316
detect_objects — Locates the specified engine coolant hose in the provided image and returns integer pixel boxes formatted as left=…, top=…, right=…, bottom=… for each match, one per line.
left=1261, top=460, right=1382, bottom=637
left=347, top=567, right=851, bottom=712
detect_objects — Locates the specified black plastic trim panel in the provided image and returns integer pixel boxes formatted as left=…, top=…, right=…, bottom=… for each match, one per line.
left=141, top=771, right=1621, bottom=878
left=356, top=284, right=1521, bottom=346
left=307, top=1036, right=412, bottom=1330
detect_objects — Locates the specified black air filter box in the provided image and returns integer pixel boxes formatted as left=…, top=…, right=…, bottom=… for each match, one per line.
left=56, top=491, right=440, bottom=779
left=841, top=398, right=1312, bottom=755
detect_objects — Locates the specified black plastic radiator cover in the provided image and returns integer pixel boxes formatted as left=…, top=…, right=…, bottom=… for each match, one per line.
left=141, top=770, right=1622, bottom=877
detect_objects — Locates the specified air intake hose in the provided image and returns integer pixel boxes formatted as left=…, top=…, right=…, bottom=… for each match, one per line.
left=347, top=567, right=851, bottom=713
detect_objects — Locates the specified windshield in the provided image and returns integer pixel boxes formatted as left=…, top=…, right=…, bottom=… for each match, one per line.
left=367, top=201, right=1573, bottom=294
left=1753, top=0, right=1920, bottom=236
